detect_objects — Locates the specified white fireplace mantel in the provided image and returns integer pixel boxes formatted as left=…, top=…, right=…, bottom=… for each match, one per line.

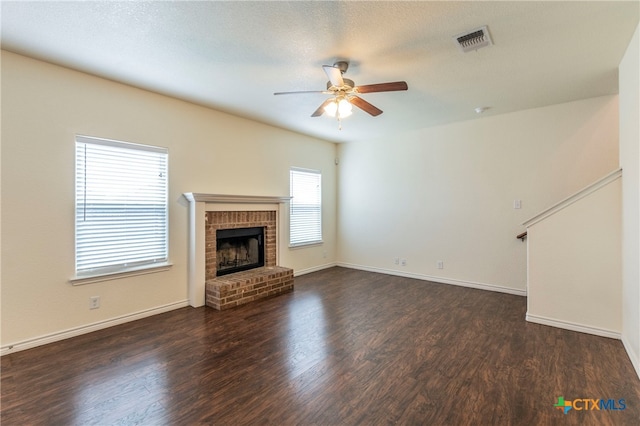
left=183, top=192, right=291, bottom=307
left=183, top=193, right=292, bottom=205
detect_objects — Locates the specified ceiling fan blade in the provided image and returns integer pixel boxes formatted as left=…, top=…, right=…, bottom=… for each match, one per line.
left=311, top=99, right=334, bottom=117
left=350, top=96, right=383, bottom=116
left=355, top=81, right=408, bottom=93
left=323, top=65, right=344, bottom=88
left=274, top=90, right=331, bottom=95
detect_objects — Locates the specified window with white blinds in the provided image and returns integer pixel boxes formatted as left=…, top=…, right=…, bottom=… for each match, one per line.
left=75, top=135, right=168, bottom=275
left=290, top=168, right=322, bottom=247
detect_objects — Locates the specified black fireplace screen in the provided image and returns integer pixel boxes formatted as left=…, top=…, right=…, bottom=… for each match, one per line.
left=216, top=227, right=265, bottom=276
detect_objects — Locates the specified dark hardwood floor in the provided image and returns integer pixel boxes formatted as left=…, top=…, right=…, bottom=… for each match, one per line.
left=2, top=267, right=639, bottom=425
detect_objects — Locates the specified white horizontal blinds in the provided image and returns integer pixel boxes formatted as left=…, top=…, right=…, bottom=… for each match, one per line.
left=290, top=168, right=322, bottom=246
left=75, top=136, right=168, bottom=274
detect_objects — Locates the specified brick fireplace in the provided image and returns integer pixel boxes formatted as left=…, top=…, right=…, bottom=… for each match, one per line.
left=183, top=193, right=292, bottom=308
left=205, top=210, right=276, bottom=279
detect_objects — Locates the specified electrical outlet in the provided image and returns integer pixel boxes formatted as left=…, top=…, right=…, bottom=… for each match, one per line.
left=89, top=296, right=100, bottom=310
left=323, top=250, right=327, bottom=259
left=437, top=260, right=444, bottom=269
left=401, top=259, right=407, bottom=266
left=394, top=257, right=400, bottom=265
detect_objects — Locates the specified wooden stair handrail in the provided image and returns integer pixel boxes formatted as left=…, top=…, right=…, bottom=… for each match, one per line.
left=517, top=231, right=527, bottom=241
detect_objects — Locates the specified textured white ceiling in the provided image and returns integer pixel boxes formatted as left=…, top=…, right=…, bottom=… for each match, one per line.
left=1, top=1, right=638, bottom=143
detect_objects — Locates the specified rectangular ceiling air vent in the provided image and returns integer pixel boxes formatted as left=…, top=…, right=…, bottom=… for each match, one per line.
left=453, top=25, right=493, bottom=53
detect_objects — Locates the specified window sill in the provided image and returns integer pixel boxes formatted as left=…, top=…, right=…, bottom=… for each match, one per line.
left=289, top=241, right=323, bottom=249
left=70, top=262, right=173, bottom=286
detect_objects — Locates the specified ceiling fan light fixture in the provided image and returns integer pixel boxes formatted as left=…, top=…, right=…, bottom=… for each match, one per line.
left=324, top=99, right=338, bottom=117
left=338, top=98, right=353, bottom=117
left=324, top=98, right=352, bottom=118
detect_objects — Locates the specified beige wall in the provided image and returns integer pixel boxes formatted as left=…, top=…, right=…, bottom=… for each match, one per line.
left=526, top=175, right=622, bottom=335
left=1, top=42, right=633, bottom=365
left=620, top=23, right=640, bottom=376
left=337, top=95, right=619, bottom=294
left=0, top=51, right=337, bottom=349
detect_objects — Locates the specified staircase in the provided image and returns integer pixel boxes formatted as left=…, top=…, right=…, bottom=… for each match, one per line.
left=523, top=169, right=622, bottom=338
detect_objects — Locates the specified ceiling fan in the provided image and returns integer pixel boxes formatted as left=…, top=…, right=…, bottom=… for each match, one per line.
left=274, top=61, right=408, bottom=128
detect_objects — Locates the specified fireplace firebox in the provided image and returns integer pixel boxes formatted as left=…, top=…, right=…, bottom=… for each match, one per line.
left=216, top=227, right=265, bottom=276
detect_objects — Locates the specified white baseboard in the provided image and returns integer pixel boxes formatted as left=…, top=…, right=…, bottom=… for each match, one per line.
left=525, top=313, right=621, bottom=340
left=1, top=300, right=189, bottom=356
left=621, top=333, right=640, bottom=380
left=336, top=262, right=526, bottom=297
left=294, top=262, right=337, bottom=277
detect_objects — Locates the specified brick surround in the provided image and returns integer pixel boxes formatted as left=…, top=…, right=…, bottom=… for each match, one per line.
left=205, top=211, right=276, bottom=281
left=204, top=209, right=293, bottom=310
left=205, top=266, right=293, bottom=310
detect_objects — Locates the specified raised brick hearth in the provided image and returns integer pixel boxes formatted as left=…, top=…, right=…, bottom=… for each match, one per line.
left=206, top=266, right=293, bottom=310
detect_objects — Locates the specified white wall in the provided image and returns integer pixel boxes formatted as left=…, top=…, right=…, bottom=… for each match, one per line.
left=337, top=95, right=619, bottom=294
left=0, top=51, right=337, bottom=350
left=526, top=174, right=622, bottom=336
left=620, top=23, right=640, bottom=377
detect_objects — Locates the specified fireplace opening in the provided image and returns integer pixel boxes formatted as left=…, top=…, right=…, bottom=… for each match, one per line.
left=216, top=227, right=265, bottom=276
